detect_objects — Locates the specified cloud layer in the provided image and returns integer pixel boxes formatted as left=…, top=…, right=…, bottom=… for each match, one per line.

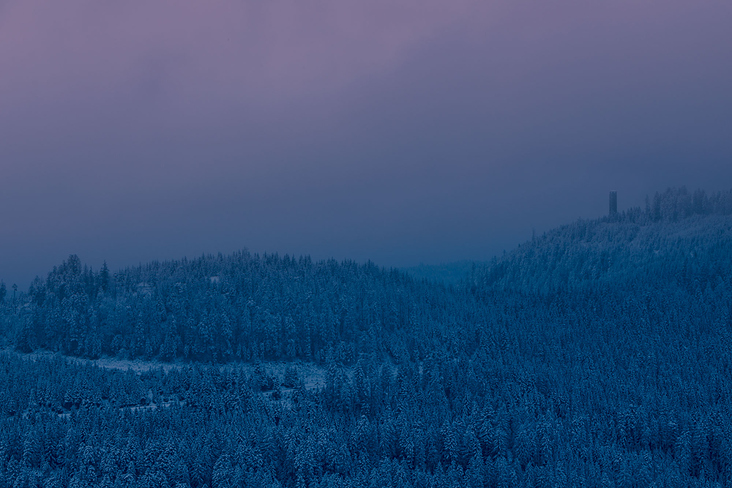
left=1, top=0, right=731, bottom=285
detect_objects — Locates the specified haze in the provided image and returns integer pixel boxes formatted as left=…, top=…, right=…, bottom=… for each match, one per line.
left=1, top=0, right=731, bottom=287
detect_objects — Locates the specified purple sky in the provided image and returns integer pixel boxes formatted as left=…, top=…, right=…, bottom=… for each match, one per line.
left=1, top=1, right=732, bottom=286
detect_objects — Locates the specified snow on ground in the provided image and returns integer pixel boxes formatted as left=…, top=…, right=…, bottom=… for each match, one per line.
left=0, top=347, right=331, bottom=390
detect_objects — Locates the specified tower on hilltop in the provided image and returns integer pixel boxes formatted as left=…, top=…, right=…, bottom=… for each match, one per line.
left=609, top=191, right=618, bottom=216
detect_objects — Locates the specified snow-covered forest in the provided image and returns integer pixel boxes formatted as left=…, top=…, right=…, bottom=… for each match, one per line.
left=1, top=187, right=732, bottom=487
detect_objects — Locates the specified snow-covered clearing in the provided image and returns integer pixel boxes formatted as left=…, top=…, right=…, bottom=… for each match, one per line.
left=1, top=347, right=331, bottom=390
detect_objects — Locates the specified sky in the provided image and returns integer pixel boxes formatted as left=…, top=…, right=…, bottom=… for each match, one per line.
left=1, top=0, right=731, bottom=287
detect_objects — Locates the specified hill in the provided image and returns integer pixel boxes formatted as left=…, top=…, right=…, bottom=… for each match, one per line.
left=472, top=187, right=732, bottom=295
left=6, top=252, right=484, bottom=364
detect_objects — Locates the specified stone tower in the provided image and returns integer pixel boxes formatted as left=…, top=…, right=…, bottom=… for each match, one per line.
left=609, top=191, right=618, bottom=216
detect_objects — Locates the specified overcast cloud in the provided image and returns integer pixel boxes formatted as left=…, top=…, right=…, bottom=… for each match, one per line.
left=1, top=0, right=731, bottom=286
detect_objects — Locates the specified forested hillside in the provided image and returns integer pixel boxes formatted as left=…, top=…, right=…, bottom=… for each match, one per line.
left=1, top=187, right=731, bottom=487
left=472, top=187, right=732, bottom=295
left=5, top=253, right=481, bottom=364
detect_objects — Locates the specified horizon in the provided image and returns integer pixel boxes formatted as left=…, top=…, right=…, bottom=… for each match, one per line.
left=0, top=188, right=642, bottom=288
left=3, top=186, right=721, bottom=289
